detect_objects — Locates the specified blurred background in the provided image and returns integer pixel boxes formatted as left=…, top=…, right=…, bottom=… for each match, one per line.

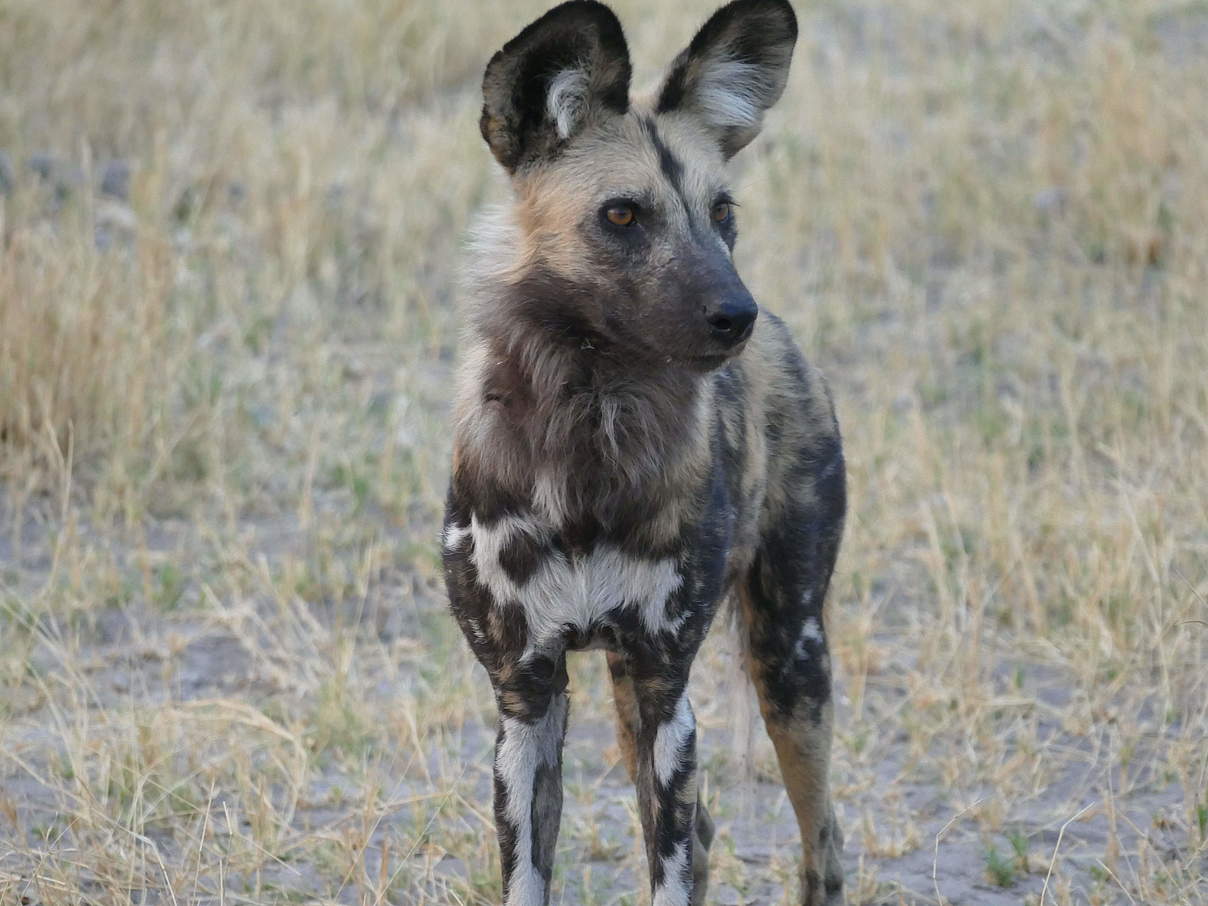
left=1, top=1, right=1206, bottom=903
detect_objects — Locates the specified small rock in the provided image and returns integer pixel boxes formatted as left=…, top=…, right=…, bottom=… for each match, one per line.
left=99, top=158, right=131, bottom=200
left=25, top=151, right=55, bottom=180
left=26, top=152, right=83, bottom=198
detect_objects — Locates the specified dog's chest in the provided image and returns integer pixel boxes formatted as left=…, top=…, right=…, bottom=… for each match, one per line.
left=459, top=513, right=686, bottom=648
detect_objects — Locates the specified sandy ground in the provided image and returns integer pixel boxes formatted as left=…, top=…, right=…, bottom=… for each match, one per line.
left=3, top=476, right=1201, bottom=905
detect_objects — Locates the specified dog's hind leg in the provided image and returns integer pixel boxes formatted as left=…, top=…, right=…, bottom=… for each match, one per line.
left=608, top=652, right=715, bottom=904
left=739, top=442, right=846, bottom=906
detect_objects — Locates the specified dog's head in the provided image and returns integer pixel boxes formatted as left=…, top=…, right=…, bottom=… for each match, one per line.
left=479, top=0, right=797, bottom=369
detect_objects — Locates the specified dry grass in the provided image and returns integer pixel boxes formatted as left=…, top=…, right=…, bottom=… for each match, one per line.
left=2, top=0, right=1206, bottom=903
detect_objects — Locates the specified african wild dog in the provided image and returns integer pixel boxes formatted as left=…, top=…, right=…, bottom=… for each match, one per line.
left=441, top=1, right=845, bottom=903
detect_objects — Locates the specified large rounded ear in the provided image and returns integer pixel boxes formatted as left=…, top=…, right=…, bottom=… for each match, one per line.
left=656, top=0, right=797, bottom=159
left=480, top=1, right=631, bottom=173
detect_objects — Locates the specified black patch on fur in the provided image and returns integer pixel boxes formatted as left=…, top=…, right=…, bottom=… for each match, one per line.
left=493, top=728, right=521, bottom=895
left=640, top=116, right=685, bottom=199
left=449, top=465, right=526, bottom=528
left=696, top=799, right=716, bottom=848
left=492, top=599, right=532, bottom=660
left=498, top=529, right=544, bottom=586
left=444, top=486, right=472, bottom=529
left=769, top=439, right=846, bottom=598
left=497, top=653, right=568, bottom=723
left=559, top=511, right=604, bottom=556
left=744, top=425, right=846, bottom=719
left=804, top=868, right=822, bottom=901
left=530, top=759, right=562, bottom=882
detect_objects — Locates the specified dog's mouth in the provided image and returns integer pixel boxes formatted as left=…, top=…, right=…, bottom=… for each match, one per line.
left=686, top=353, right=731, bottom=370
left=680, top=337, right=750, bottom=371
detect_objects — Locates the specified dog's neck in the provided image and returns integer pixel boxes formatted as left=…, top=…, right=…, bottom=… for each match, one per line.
left=455, top=298, right=712, bottom=532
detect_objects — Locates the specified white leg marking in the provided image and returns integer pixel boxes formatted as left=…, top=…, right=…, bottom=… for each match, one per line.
left=654, top=692, right=695, bottom=788
left=653, top=839, right=692, bottom=906
left=496, top=697, right=566, bottom=906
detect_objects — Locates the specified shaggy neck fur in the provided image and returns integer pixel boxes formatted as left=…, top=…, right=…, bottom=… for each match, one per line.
left=455, top=214, right=713, bottom=533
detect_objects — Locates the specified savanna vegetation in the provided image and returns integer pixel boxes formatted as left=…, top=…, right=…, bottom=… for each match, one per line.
left=1, top=0, right=1206, bottom=902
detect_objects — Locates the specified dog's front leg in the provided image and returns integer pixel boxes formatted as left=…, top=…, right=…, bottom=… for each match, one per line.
left=631, top=669, right=700, bottom=906
left=442, top=514, right=568, bottom=905
left=492, top=686, right=568, bottom=906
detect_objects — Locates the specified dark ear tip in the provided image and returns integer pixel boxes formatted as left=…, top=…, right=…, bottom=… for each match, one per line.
left=718, top=0, right=797, bottom=42
left=776, top=0, right=799, bottom=41
left=483, top=1, right=628, bottom=86
left=745, top=0, right=798, bottom=40
left=498, top=0, right=626, bottom=53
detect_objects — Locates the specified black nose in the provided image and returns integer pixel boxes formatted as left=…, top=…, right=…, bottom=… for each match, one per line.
left=706, top=299, right=758, bottom=344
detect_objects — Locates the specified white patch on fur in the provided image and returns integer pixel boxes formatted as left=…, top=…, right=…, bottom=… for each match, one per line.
left=802, top=616, right=823, bottom=642
left=792, top=616, right=824, bottom=663
left=463, top=203, right=524, bottom=293
left=504, top=861, right=544, bottom=906
left=468, top=617, right=486, bottom=645
left=654, top=692, right=695, bottom=787
left=653, top=839, right=692, bottom=906
left=495, top=697, right=566, bottom=906
left=443, top=521, right=470, bottom=551
left=695, top=58, right=774, bottom=129
left=546, top=68, right=590, bottom=139
left=469, top=513, right=685, bottom=647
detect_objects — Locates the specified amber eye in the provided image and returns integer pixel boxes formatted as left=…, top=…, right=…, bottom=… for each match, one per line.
left=605, top=204, right=636, bottom=227
left=711, top=201, right=732, bottom=223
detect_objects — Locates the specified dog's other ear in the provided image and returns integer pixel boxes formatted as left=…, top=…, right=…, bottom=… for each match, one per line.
left=480, top=1, right=631, bottom=173
left=656, top=0, right=797, bottom=158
